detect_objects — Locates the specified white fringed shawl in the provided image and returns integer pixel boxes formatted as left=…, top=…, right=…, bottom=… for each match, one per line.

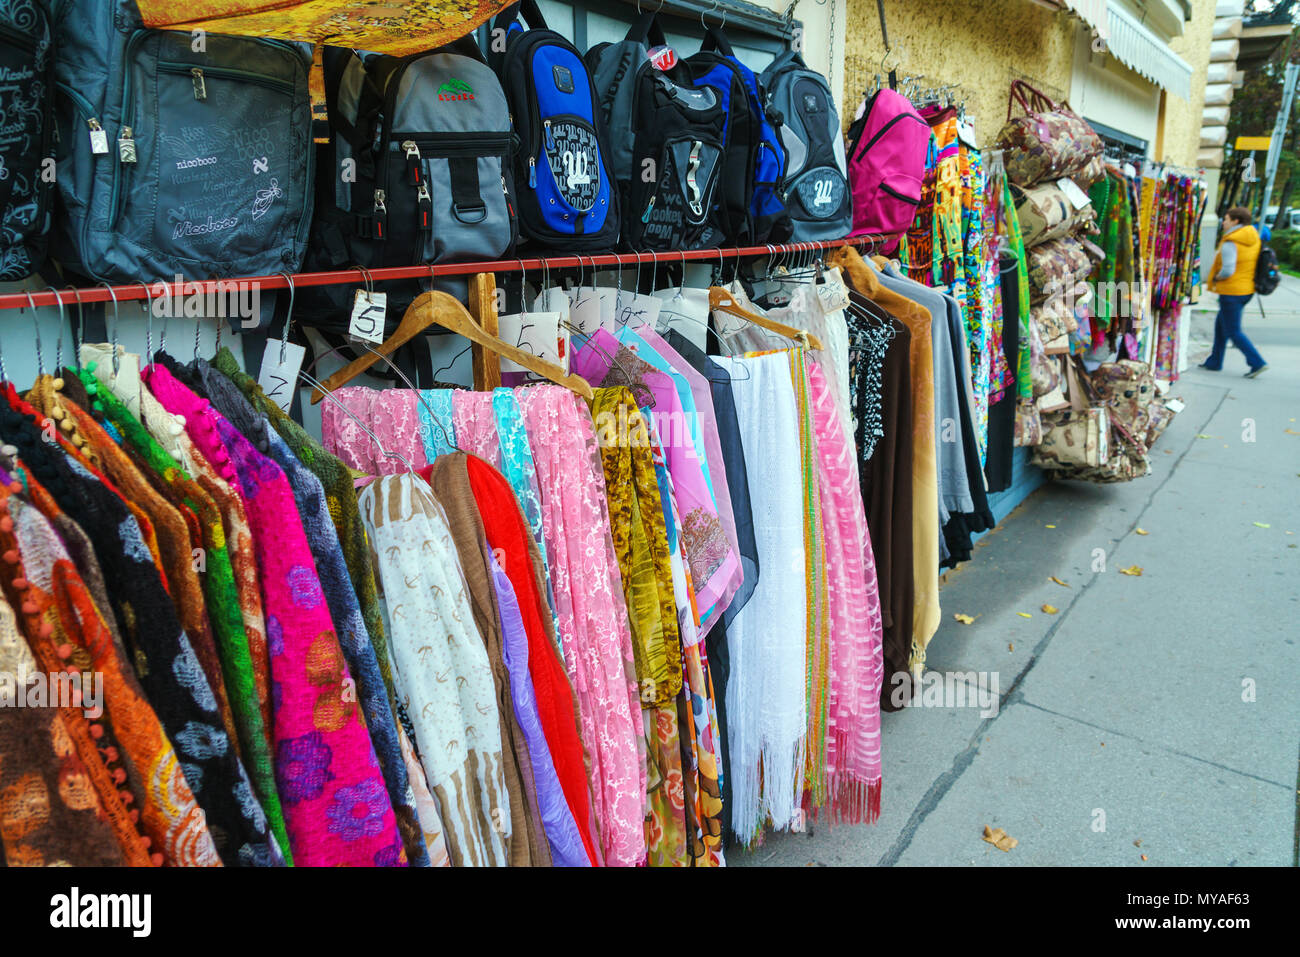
left=712, top=352, right=808, bottom=844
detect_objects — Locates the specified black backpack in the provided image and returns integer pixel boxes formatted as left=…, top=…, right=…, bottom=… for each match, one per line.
left=1254, top=243, right=1280, bottom=296
left=587, top=13, right=730, bottom=251
left=0, top=0, right=54, bottom=281
left=686, top=26, right=790, bottom=245
left=491, top=0, right=619, bottom=251
left=298, top=37, right=517, bottom=325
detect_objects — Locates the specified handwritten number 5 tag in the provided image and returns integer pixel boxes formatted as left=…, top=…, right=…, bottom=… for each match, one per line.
left=349, top=290, right=387, bottom=345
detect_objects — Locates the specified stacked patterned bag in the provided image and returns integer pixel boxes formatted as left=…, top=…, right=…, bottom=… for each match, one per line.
left=1031, top=359, right=1175, bottom=482
left=997, top=80, right=1106, bottom=446
left=997, top=79, right=1175, bottom=481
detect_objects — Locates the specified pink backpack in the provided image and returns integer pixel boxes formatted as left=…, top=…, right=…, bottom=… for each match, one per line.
left=846, top=88, right=931, bottom=242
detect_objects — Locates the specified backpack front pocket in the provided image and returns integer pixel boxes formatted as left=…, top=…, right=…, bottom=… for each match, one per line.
left=112, top=33, right=309, bottom=272
left=391, top=132, right=516, bottom=263
left=529, top=113, right=612, bottom=237
left=788, top=165, right=849, bottom=221
left=633, top=134, right=723, bottom=250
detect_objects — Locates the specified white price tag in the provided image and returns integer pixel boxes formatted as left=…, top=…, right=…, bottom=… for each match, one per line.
left=348, top=290, right=387, bottom=345
left=615, top=292, right=662, bottom=330
left=257, top=341, right=306, bottom=412
left=567, top=286, right=603, bottom=336
left=816, top=266, right=850, bottom=314
left=1057, top=177, right=1091, bottom=211
left=498, top=311, right=565, bottom=374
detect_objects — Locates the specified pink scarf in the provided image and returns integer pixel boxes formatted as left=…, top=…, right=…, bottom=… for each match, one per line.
left=807, top=358, right=884, bottom=822
left=514, top=385, right=646, bottom=866
left=143, top=364, right=405, bottom=866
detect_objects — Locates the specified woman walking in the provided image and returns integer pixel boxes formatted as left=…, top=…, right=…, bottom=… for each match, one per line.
left=1202, top=206, right=1268, bottom=378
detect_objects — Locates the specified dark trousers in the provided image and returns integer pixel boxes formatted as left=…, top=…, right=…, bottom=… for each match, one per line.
left=1205, top=293, right=1265, bottom=370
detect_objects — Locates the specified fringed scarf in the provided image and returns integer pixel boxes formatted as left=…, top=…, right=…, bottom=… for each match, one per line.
left=805, top=358, right=884, bottom=824
left=711, top=352, right=807, bottom=845
left=359, top=472, right=508, bottom=867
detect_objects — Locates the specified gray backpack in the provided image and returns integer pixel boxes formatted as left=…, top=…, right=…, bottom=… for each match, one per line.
left=760, top=50, right=852, bottom=243
left=296, top=38, right=517, bottom=328
left=51, top=0, right=314, bottom=283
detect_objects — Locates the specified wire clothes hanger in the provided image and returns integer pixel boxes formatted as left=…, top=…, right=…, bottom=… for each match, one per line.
left=310, top=268, right=593, bottom=403
left=356, top=339, right=461, bottom=454
left=298, top=367, right=417, bottom=475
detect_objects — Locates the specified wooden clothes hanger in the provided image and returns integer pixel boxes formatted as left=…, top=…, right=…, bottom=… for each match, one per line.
left=311, top=282, right=593, bottom=404
left=708, top=285, right=824, bottom=351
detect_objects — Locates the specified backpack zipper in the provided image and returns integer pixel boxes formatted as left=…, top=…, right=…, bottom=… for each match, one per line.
left=372, top=188, right=387, bottom=239
left=157, top=61, right=296, bottom=98
left=59, top=83, right=107, bottom=155
left=854, top=111, right=929, bottom=160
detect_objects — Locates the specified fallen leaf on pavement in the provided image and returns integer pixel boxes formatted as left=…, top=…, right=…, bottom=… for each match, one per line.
left=1042, top=604, right=1059, bottom=614
left=1016, top=612, right=1032, bottom=618
left=1195, top=434, right=1212, bottom=439
left=1141, top=854, right=1148, bottom=861
left=1135, top=528, right=1149, bottom=535
left=1049, top=576, right=1070, bottom=587
left=1008, top=643, right=1014, bottom=651
left=953, top=613, right=975, bottom=625
left=1134, top=839, right=1142, bottom=847
left=1119, top=565, right=1143, bottom=576
left=982, top=825, right=1018, bottom=852
left=1286, top=429, right=1300, bottom=436
left=1164, top=449, right=1174, bottom=454
left=1253, top=522, right=1270, bottom=528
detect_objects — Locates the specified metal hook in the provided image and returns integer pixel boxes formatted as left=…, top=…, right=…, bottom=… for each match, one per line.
left=24, top=290, right=47, bottom=377
left=158, top=278, right=177, bottom=358
left=66, top=286, right=87, bottom=373
left=278, top=273, right=297, bottom=365
left=136, top=281, right=155, bottom=364
left=43, top=286, right=67, bottom=374
left=193, top=282, right=206, bottom=361
left=298, top=368, right=416, bottom=474
left=98, top=283, right=122, bottom=377
left=517, top=257, right=528, bottom=317
left=356, top=340, right=460, bottom=453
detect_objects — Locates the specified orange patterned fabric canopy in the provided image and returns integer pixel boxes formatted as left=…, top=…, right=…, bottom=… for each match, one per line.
left=134, top=0, right=511, bottom=55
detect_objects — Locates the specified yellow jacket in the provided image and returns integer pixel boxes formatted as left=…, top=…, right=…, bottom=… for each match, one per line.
left=1209, top=225, right=1260, bottom=296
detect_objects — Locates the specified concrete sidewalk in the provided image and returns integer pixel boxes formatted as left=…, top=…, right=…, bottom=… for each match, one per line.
left=738, top=282, right=1300, bottom=867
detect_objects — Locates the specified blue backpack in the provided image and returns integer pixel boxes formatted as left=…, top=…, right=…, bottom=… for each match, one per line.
left=491, top=0, right=619, bottom=251
left=51, top=0, right=314, bottom=283
left=688, top=26, right=791, bottom=245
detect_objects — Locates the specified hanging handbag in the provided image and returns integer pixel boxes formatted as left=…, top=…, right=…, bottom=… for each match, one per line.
left=997, top=80, right=1104, bottom=190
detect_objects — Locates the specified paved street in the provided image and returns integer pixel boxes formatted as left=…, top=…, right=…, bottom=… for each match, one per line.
left=738, top=279, right=1300, bottom=867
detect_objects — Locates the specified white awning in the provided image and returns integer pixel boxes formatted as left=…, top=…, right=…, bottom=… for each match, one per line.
left=1106, top=3, right=1195, bottom=100
left=1063, top=0, right=1111, bottom=41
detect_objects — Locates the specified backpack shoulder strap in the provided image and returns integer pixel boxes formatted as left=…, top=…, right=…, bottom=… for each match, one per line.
left=701, top=25, right=736, bottom=57
left=625, top=11, right=667, bottom=46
